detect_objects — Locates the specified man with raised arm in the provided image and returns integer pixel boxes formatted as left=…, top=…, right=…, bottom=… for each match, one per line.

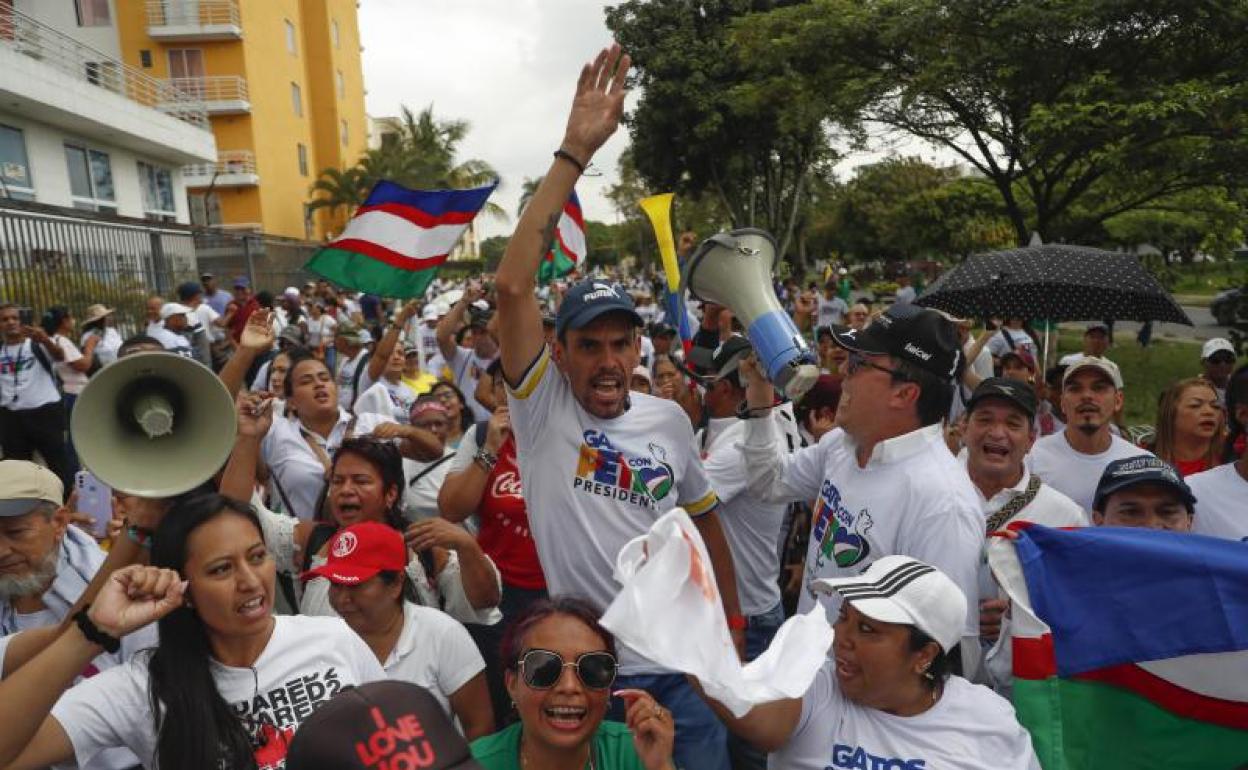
left=492, top=45, right=740, bottom=770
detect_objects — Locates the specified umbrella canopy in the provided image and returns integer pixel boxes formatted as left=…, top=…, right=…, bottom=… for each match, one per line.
left=916, top=244, right=1192, bottom=325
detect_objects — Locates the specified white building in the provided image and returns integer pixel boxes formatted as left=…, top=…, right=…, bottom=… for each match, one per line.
left=0, top=1, right=215, bottom=223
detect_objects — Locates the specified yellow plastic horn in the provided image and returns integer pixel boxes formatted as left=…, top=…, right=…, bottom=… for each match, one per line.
left=639, top=193, right=679, bottom=291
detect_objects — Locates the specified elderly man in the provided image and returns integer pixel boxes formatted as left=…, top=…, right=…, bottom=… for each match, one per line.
left=1027, top=356, right=1151, bottom=512
left=493, top=44, right=743, bottom=770
left=0, top=461, right=158, bottom=769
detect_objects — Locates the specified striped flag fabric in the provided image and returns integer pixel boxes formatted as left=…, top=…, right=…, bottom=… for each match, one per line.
left=537, top=189, right=585, bottom=284
left=988, top=525, right=1248, bottom=770
left=306, top=180, right=497, bottom=298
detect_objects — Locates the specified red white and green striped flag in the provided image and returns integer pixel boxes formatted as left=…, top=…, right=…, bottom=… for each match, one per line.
left=988, top=525, right=1248, bottom=770
left=306, top=180, right=497, bottom=298
left=537, top=189, right=585, bottom=285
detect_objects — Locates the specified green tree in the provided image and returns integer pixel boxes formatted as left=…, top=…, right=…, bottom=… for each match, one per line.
left=1103, top=187, right=1246, bottom=263
left=517, top=176, right=542, bottom=218
left=737, top=0, right=1248, bottom=245
left=480, top=235, right=508, bottom=270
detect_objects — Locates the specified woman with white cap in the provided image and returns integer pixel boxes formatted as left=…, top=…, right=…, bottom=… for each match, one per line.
left=706, top=556, right=1040, bottom=769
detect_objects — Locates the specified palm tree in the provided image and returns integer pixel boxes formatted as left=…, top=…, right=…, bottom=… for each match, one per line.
left=306, top=166, right=369, bottom=217
left=517, top=176, right=543, bottom=217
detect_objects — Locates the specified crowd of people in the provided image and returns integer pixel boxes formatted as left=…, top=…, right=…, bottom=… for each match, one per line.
left=0, top=44, right=1245, bottom=770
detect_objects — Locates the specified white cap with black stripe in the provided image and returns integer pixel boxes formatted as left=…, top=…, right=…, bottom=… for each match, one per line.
left=811, top=556, right=967, bottom=653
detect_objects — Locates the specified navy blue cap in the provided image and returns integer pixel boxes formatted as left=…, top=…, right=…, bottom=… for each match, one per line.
left=1093, top=456, right=1197, bottom=513
left=176, top=281, right=202, bottom=302
left=555, top=279, right=642, bottom=337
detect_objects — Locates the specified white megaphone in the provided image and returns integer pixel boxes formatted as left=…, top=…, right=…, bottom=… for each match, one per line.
left=683, top=229, right=819, bottom=401
left=71, top=352, right=237, bottom=497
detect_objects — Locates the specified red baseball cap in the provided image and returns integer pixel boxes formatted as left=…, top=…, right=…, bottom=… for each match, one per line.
left=300, top=522, right=406, bottom=585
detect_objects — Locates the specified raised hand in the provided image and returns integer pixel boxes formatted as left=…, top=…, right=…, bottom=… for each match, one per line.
left=482, top=407, right=511, bottom=453
left=617, top=689, right=676, bottom=770
left=236, top=390, right=275, bottom=439
left=89, top=565, right=187, bottom=639
left=561, top=44, right=631, bottom=166
left=240, top=310, right=275, bottom=353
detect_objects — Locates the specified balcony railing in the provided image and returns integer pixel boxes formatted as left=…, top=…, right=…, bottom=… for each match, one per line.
left=183, top=150, right=258, bottom=185
left=0, top=7, right=208, bottom=130
left=146, top=0, right=242, bottom=40
left=163, top=75, right=248, bottom=113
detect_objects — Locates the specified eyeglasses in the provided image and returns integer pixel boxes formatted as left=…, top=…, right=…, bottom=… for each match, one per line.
left=845, top=351, right=908, bottom=381
left=518, top=649, right=618, bottom=691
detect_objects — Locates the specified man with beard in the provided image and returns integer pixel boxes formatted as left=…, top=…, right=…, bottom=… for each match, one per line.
left=493, top=44, right=743, bottom=770
left=1027, top=357, right=1152, bottom=512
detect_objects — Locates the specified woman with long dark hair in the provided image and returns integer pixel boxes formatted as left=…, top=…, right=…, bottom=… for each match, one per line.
left=431, top=380, right=475, bottom=448
left=0, top=493, right=385, bottom=770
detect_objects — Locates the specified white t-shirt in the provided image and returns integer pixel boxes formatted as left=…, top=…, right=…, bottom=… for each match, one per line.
left=261, top=409, right=391, bottom=520
left=336, top=349, right=370, bottom=411
left=1026, top=431, right=1153, bottom=513
left=418, top=324, right=441, bottom=373
left=80, top=328, right=122, bottom=368
left=699, top=414, right=791, bottom=616
left=51, top=615, right=385, bottom=770
left=383, top=602, right=485, bottom=721
left=447, top=346, right=497, bottom=423
left=1187, top=463, right=1248, bottom=542
left=402, top=448, right=458, bottom=523
left=51, top=334, right=88, bottom=395
left=193, top=303, right=223, bottom=343
left=741, top=423, right=983, bottom=637
left=507, top=346, right=719, bottom=673
left=305, top=314, right=337, bottom=348
left=0, top=339, right=61, bottom=409
left=772, top=666, right=1040, bottom=770
left=816, top=295, right=849, bottom=328
left=148, top=326, right=194, bottom=358
left=355, top=371, right=418, bottom=424
left=986, top=328, right=1037, bottom=360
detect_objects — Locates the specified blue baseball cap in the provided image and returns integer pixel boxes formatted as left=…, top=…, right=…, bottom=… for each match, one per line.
left=1093, top=456, right=1197, bottom=513
left=555, top=278, right=642, bottom=337
left=232, top=275, right=250, bottom=288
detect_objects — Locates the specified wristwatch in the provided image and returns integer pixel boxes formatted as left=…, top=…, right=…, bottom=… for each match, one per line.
left=473, top=448, right=498, bottom=473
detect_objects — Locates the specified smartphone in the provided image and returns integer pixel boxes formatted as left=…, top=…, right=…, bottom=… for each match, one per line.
left=74, top=471, right=113, bottom=539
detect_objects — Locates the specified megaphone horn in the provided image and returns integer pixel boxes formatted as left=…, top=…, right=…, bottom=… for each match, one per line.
left=71, top=352, right=237, bottom=497
left=682, top=228, right=819, bottom=401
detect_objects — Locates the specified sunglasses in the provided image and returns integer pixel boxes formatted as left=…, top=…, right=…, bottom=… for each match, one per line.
left=518, top=649, right=617, bottom=691
left=845, top=351, right=908, bottom=380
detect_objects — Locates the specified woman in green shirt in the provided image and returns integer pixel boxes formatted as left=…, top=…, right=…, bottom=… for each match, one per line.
left=470, top=597, right=675, bottom=770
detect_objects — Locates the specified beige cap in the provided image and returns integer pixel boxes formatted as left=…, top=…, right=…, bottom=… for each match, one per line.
left=0, top=460, right=63, bottom=517
left=1062, top=355, right=1124, bottom=389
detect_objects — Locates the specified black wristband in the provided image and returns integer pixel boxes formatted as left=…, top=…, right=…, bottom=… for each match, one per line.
left=553, top=148, right=587, bottom=175
left=736, top=401, right=773, bottom=420
left=73, top=606, right=121, bottom=654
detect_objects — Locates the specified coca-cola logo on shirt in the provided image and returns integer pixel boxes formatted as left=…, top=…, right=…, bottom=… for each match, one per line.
left=490, top=470, right=523, bottom=499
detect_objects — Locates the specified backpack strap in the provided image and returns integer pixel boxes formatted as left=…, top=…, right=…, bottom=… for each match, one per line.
left=302, top=522, right=340, bottom=573
left=29, top=339, right=62, bottom=391
left=408, top=452, right=455, bottom=487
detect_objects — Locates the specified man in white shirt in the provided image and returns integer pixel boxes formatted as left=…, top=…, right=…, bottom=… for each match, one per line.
left=435, top=290, right=499, bottom=422
left=960, top=378, right=1086, bottom=692
left=334, top=324, right=372, bottom=411
left=739, top=302, right=984, bottom=672
left=0, top=304, right=70, bottom=486
left=1027, top=356, right=1151, bottom=513
left=148, top=303, right=196, bottom=359
left=1186, top=447, right=1247, bottom=542
left=492, top=46, right=744, bottom=770
left=176, top=282, right=217, bottom=367
left=816, top=280, right=849, bottom=328
left=986, top=319, right=1037, bottom=364
left=893, top=274, right=917, bottom=305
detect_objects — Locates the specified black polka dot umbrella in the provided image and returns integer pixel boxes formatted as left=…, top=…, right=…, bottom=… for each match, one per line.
left=915, top=244, right=1192, bottom=324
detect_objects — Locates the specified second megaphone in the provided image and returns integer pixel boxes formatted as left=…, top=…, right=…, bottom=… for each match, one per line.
left=683, top=229, right=819, bottom=401
left=71, top=351, right=237, bottom=498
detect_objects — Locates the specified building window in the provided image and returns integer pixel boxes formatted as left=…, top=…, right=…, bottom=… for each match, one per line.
left=137, top=161, right=176, bottom=221
left=297, top=143, right=308, bottom=176
left=332, top=19, right=340, bottom=48
left=64, top=144, right=116, bottom=212
left=0, top=124, right=35, bottom=201
left=188, top=192, right=221, bottom=227
left=139, top=50, right=152, bottom=68
left=285, top=19, right=297, bottom=54
left=291, top=82, right=303, bottom=117
left=75, top=0, right=110, bottom=26
left=336, top=70, right=345, bottom=99
left=341, top=119, right=348, bottom=146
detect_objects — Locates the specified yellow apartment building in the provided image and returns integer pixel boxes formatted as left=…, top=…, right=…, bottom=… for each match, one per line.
left=114, top=0, right=368, bottom=240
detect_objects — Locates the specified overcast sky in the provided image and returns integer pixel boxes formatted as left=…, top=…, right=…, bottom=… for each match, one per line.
left=357, top=1, right=950, bottom=241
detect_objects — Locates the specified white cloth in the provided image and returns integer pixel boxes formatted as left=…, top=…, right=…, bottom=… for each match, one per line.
left=894, top=285, right=917, bottom=305
left=383, top=602, right=485, bottom=720
left=699, top=414, right=791, bottom=616
left=771, top=668, right=1040, bottom=770
left=447, top=346, right=497, bottom=422
left=354, top=372, right=418, bottom=425
left=80, top=328, right=122, bottom=368
left=148, top=325, right=193, bottom=358
left=601, top=509, right=833, bottom=717
left=986, top=328, right=1037, bottom=360
left=193, top=303, right=223, bottom=343
left=305, top=314, right=336, bottom=348
left=51, top=334, right=88, bottom=395
left=418, top=325, right=441, bottom=373
left=0, top=339, right=61, bottom=409
left=337, top=349, right=370, bottom=411
left=51, top=615, right=385, bottom=770
left=507, top=345, right=719, bottom=674
left=639, top=335, right=656, bottom=368
left=261, top=409, right=391, bottom=520
left=816, top=295, right=849, bottom=328
left=402, top=448, right=457, bottom=522
left=1026, top=432, right=1153, bottom=513
left=1187, top=463, right=1248, bottom=542
left=741, top=423, right=983, bottom=637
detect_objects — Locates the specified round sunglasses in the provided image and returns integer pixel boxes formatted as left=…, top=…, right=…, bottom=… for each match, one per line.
left=518, top=649, right=618, bottom=691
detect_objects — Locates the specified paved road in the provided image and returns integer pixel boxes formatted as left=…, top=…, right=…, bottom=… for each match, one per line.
left=1071, top=305, right=1231, bottom=346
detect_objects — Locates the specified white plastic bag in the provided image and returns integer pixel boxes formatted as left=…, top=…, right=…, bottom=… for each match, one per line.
left=601, top=508, right=833, bottom=716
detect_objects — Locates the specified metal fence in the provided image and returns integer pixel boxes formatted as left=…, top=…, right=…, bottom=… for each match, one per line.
left=0, top=199, right=198, bottom=336
left=194, top=231, right=321, bottom=295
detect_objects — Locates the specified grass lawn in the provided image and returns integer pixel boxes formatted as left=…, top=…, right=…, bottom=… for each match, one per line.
left=1049, top=331, right=1202, bottom=427
left=1165, top=261, right=1248, bottom=296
